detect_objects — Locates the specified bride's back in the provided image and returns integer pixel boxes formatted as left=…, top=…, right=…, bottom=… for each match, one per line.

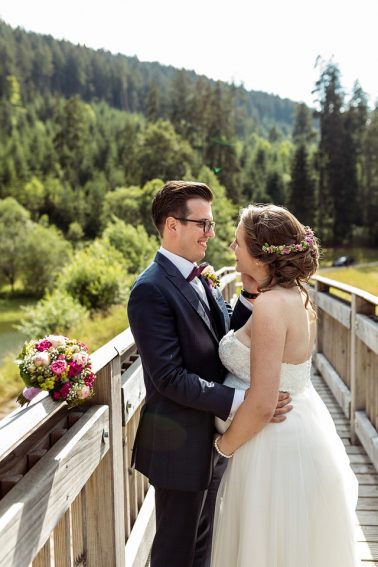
left=268, top=286, right=316, bottom=364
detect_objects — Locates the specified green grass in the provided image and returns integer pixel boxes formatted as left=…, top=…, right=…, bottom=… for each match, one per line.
left=317, top=265, right=378, bottom=297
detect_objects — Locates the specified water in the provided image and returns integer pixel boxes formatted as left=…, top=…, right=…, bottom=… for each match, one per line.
left=0, top=321, right=27, bottom=364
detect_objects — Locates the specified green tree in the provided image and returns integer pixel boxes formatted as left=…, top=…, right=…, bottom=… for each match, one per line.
left=288, top=144, right=316, bottom=227
left=103, top=218, right=157, bottom=274
left=21, top=224, right=72, bottom=296
left=0, top=197, right=32, bottom=292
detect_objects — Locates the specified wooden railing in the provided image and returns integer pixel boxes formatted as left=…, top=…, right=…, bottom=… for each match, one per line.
left=0, top=267, right=237, bottom=567
left=311, top=275, right=378, bottom=468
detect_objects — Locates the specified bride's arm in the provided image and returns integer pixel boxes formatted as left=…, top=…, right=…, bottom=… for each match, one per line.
left=217, top=293, right=287, bottom=456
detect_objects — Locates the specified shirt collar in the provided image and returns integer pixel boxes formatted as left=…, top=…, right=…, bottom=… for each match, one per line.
left=159, top=246, right=196, bottom=279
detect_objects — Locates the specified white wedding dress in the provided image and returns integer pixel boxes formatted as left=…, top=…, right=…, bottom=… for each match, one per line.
left=211, top=330, right=360, bottom=567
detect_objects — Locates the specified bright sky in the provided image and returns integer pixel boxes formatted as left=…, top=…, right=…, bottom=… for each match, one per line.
left=1, top=0, right=377, bottom=107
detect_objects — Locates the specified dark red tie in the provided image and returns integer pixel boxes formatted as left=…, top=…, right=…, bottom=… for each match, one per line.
left=186, top=262, right=208, bottom=282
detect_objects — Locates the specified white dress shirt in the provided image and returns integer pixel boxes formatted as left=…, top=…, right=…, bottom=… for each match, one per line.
left=159, top=246, right=244, bottom=418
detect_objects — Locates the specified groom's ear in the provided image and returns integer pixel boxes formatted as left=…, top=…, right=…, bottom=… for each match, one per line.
left=165, top=216, right=178, bottom=234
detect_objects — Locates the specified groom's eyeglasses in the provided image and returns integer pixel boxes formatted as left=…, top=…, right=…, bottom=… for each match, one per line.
left=174, top=217, right=216, bottom=234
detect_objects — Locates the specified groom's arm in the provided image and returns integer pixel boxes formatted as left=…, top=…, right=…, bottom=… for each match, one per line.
left=128, top=280, right=234, bottom=421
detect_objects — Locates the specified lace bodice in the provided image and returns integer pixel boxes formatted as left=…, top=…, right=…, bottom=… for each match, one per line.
left=219, top=330, right=312, bottom=395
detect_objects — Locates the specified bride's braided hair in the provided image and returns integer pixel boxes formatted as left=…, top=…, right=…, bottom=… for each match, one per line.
left=240, top=204, right=319, bottom=308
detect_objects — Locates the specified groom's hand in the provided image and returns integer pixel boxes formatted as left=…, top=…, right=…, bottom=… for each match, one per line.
left=271, top=391, right=293, bottom=423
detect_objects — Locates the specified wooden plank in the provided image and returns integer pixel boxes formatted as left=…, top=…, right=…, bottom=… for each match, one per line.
left=0, top=406, right=109, bottom=566
left=356, top=524, right=378, bottom=541
left=315, top=353, right=351, bottom=417
left=357, top=541, right=378, bottom=560
left=357, top=498, right=378, bottom=511
left=32, top=538, right=51, bottom=567
left=71, top=490, right=86, bottom=567
left=86, top=358, right=125, bottom=567
left=54, top=510, right=72, bottom=567
left=360, top=485, right=378, bottom=497
left=356, top=314, right=378, bottom=355
left=316, top=292, right=351, bottom=328
left=0, top=396, right=66, bottom=461
left=125, top=486, right=156, bottom=567
left=356, top=474, right=378, bottom=485
left=358, top=511, right=378, bottom=526
left=355, top=411, right=378, bottom=472
left=121, top=358, right=146, bottom=425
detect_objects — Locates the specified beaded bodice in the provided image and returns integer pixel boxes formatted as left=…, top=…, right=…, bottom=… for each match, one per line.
left=219, top=330, right=312, bottom=394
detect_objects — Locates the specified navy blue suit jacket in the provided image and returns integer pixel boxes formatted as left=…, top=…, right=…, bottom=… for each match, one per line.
left=127, top=252, right=250, bottom=491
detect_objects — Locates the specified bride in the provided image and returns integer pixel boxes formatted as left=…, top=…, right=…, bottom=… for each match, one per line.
left=211, top=204, right=360, bottom=567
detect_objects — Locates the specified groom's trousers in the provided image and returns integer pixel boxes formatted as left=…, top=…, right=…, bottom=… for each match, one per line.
left=151, top=452, right=227, bottom=567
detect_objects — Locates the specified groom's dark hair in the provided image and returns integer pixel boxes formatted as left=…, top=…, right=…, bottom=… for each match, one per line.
left=152, top=180, right=213, bottom=236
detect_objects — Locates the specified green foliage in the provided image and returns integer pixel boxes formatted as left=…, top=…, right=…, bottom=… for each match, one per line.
left=103, top=218, right=157, bottom=274
left=198, top=167, right=237, bottom=268
left=21, top=224, right=72, bottom=296
left=0, top=198, right=32, bottom=291
left=59, top=240, right=129, bottom=310
left=17, top=289, right=89, bottom=339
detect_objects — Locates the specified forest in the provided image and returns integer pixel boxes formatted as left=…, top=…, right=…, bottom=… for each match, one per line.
left=0, top=18, right=377, bottom=343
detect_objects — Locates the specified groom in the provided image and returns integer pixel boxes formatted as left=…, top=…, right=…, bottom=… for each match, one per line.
left=127, top=180, right=291, bottom=567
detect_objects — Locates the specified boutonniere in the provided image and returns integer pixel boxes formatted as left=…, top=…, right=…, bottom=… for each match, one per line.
left=201, top=265, right=220, bottom=288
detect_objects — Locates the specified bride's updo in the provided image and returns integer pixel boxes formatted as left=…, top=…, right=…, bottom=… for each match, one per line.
left=240, top=204, right=319, bottom=305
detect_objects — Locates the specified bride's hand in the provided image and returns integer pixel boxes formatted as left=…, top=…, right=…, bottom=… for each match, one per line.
left=271, top=391, right=293, bottom=423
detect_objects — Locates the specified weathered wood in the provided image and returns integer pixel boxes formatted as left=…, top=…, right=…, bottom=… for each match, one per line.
left=356, top=314, right=378, bottom=356
left=121, top=358, right=145, bottom=424
left=316, top=291, right=351, bottom=328
left=85, top=358, right=125, bottom=567
left=0, top=405, right=109, bottom=566
left=0, top=396, right=66, bottom=461
left=315, top=353, right=351, bottom=417
left=125, top=486, right=156, bottom=567
left=32, top=538, right=51, bottom=567
left=355, top=411, right=378, bottom=472
left=54, top=510, right=72, bottom=567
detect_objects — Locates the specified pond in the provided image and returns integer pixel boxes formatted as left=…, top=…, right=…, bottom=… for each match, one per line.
left=0, top=298, right=35, bottom=365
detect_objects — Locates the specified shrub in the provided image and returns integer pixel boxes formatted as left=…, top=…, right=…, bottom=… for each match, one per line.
left=17, top=289, right=89, bottom=339
left=59, top=240, right=129, bottom=310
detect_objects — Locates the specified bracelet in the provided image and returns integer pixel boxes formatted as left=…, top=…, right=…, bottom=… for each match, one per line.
left=241, top=289, right=260, bottom=300
left=214, top=435, right=234, bottom=459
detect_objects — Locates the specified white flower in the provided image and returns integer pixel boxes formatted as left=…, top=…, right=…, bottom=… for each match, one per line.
left=47, top=335, right=66, bottom=348
left=33, top=351, right=50, bottom=367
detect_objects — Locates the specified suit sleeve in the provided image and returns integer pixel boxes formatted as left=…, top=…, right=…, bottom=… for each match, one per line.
left=230, top=297, right=252, bottom=330
left=127, top=281, right=234, bottom=420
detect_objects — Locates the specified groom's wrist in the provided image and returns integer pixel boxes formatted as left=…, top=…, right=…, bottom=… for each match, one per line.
left=241, top=289, right=260, bottom=300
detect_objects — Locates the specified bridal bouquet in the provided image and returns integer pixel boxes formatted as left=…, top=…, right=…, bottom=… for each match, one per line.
left=16, top=335, right=96, bottom=409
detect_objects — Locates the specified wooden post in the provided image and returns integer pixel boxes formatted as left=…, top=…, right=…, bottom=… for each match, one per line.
left=86, top=357, right=126, bottom=567
left=350, top=294, right=375, bottom=444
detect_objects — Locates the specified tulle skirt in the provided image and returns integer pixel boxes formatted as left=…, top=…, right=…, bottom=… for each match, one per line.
left=211, top=383, right=360, bottom=567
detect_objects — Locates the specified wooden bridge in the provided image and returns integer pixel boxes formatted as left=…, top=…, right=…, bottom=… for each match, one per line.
left=0, top=270, right=377, bottom=566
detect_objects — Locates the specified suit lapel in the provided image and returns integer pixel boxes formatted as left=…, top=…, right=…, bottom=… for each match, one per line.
left=155, top=253, right=219, bottom=342
left=200, top=278, right=227, bottom=336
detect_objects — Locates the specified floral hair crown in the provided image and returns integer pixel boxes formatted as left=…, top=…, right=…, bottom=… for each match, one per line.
left=262, top=226, right=315, bottom=255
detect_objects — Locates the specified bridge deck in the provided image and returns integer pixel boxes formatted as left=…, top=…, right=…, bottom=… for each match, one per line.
left=311, top=369, right=378, bottom=566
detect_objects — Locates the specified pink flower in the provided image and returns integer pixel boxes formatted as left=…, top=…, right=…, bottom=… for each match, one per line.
left=23, top=387, right=42, bottom=401
left=60, top=382, right=72, bottom=398
left=36, top=339, right=52, bottom=351
left=53, top=391, right=61, bottom=400
left=34, top=351, right=50, bottom=366
left=72, top=352, right=89, bottom=366
left=50, top=360, right=67, bottom=375
left=85, top=373, right=96, bottom=387
left=68, top=361, right=83, bottom=377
